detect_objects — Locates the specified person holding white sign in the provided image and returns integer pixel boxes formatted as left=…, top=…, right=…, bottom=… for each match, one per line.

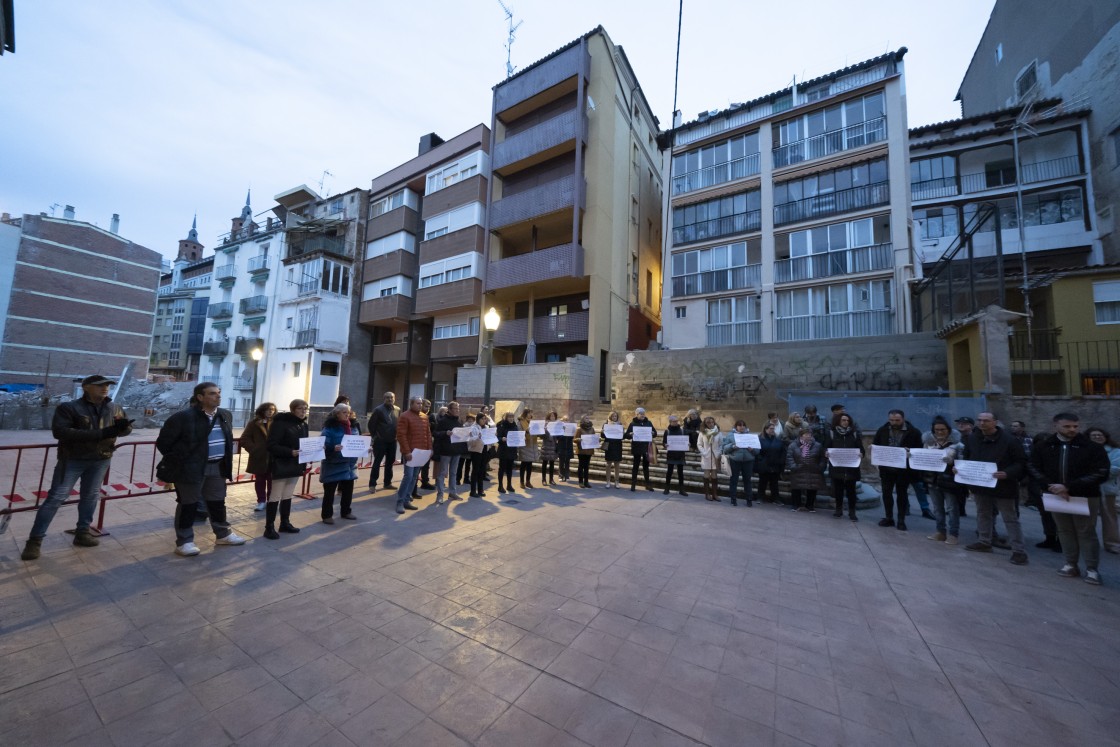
left=495, top=412, right=520, bottom=495
left=320, top=404, right=359, bottom=524
left=264, top=399, right=310, bottom=538
left=826, top=413, right=863, bottom=520
left=721, top=420, right=758, bottom=506
left=871, top=409, right=923, bottom=531
left=467, top=413, right=494, bottom=498
left=393, top=396, right=431, bottom=514
left=696, top=416, right=723, bottom=502
left=662, top=415, right=689, bottom=496
left=961, top=412, right=1029, bottom=565
left=919, top=417, right=964, bottom=543
left=1029, top=412, right=1111, bottom=584
left=517, top=409, right=540, bottom=490
left=786, top=428, right=825, bottom=512
left=556, top=416, right=575, bottom=483
left=433, top=401, right=466, bottom=504
left=624, top=408, right=658, bottom=492
left=601, top=411, right=625, bottom=488
left=539, top=411, right=560, bottom=486
left=576, top=416, right=598, bottom=488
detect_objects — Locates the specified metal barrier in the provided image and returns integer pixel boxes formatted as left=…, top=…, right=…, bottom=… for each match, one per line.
left=0, top=440, right=381, bottom=535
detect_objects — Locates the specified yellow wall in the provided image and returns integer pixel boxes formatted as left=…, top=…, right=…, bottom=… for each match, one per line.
left=1048, top=272, right=1120, bottom=344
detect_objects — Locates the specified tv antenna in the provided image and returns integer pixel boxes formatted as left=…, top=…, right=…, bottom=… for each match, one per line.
left=498, top=0, right=522, bottom=78
left=317, top=170, right=334, bottom=197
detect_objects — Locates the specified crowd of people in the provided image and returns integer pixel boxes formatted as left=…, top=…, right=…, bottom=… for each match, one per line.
left=16, top=380, right=1120, bottom=586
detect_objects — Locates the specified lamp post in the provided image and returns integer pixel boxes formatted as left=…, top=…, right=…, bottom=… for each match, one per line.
left=482, top=307, right=501, bottom=412
left=249, top=347, right=263, bottom=422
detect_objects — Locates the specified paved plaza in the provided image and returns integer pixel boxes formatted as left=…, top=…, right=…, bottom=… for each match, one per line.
left=2, top=469, right=1120, bottom=746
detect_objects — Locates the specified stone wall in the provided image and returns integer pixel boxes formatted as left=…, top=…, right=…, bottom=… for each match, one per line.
left=456, top=354, right=597, bottom=416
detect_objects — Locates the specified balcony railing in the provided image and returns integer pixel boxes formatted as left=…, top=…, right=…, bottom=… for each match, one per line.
left=215, top=264, right=237, bottom=281
left=232, top=376, right=254, bottom=391
left=774, top=181, right=890, bottom=226
left=672, top=264, right=761, bottom=298
left=247, top=255, right=269, bottom=273
left=239, top=295, right=268, bottom=314
left=1009, top=328, right=1060, bottom=360
left=936, top=156, right=1085, bottom=199
left=207, top=302, right=234, bottom=319
left=776, top=309, right=894, bottom=341
left=707, top=321, right=761, bottom=347
left=773, top=117, right=887, bottom=169
left=202, top=340, right=229, bottom=356
left=485, top=242, right=584, bottom=292
left=774, top=243, right=893, bottom=284
left=672, top=210, right=761, bottom=246
left=492, top=310, right=590, bottom=347
left=289, top=235, right=352, bottom=260
left=298, top=280, right=319, bottom=297
left=672, top=153, right=762, bottom=196
left=493, top=108, right=581, bottom=172
left=490, top=174, right=580, bottom=230
left=295, top=328, right=318, bottom=347
left=234, top=336, right=264, bottom=355
left=911, top=177, right=959, bottom=201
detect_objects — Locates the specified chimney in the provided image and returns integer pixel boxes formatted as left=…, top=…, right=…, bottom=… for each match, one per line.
left=63, top=205, right=75, bottom=219
left=672, top=110, right=682, bottom=128
left=418, top=132, right=445, bottom=156
left=110, top=214, right=120, bottom=234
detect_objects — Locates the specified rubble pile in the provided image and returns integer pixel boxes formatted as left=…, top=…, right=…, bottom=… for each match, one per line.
left=0, top=380, right=197, bottom=431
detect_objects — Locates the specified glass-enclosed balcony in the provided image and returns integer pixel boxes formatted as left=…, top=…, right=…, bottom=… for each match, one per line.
left=774, top=243, right=893, bottom=284
left=672, top=264, right=761, bottom=298
left=775, top=309, right=893, bottom=341
left=773, top=117, right=887, bottom=168
left=707, top=321, right=761, bottom=347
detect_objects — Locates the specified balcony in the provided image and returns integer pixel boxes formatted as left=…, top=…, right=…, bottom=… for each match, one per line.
left=1010, top=328, right=1060, bottom=360
left=493, top=310, right=590, bottom=347
left=911, top=177, right=959, bottom=201
left=234, top=336, right=264, bottom=355
left=207, top=302, right=234, bottom=319
left=493, top=109, right=582, bottom=173
left=485, top=242, right=584, bottom=292
left=232, top=375, right=254, bottom=391
left=239, top=295, right=268, bottom=314
left=359, top=294, right=413, bottom=325
left=371, top=341, right=409, bottom=364
left=775, top=243, right=893, bottom=284
left=247, top=255, right=269, bottom=273
left=774, top=181, right=890, bottom=226
left=298, top=280, right=319, bottom=297
left=490, top=174, right=581, bottom=231
left=775, top=309, right=894, bottom=341
left=672, top=211, right=761, bottom=246
left=773, top=117, right=887, bottom=169
left=202, top=340, right=229, bottom=356
left=294, top=328, right=318, bottom=347
left=288, top=235, right=352, bottom=260
left=672, top=153, right=761, bottom=196
left=672, top=264, right=761, bottom=298
left=215, top=264, right=237, bottom=281
left=707, top=321, right=761, bottom=347
left=430, top=336, right=480, bottom=361
left=958, top=155, right=1082, bottom=194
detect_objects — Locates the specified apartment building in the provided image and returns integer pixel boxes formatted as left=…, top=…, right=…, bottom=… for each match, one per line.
left=360, top=126, right=490, bottom=408
left=483, top=26, right=663, bottom=402
left=0, top=210, right=161, bottom=392
left=150, top=218, right=212, bottom=381
left=659, top=50, right=913, bottom=349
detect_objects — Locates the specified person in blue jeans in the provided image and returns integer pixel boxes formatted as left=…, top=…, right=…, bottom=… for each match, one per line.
left=922, top=416, right=964, bottom=544
left=721, top=420, right=758, bottom=506
left=21, top=375, right=133, bottom=561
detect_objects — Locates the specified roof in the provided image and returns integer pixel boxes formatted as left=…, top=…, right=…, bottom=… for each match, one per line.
left=909, top=97, right=1063, bottom=135
left=493, top=25, right=604, bottom=91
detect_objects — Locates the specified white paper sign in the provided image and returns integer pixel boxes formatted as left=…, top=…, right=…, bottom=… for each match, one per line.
left=547, top=421, right=565, bottom=436
left=528, top=419, right=546, bottom=435
left=481, top=427, right=498, bottom=445
left=666, top=435, right=690, bottom=451
left=909, top=449, right=948, bottom=472
left=563, top=422, right=578, bottom=437
left=631, top=426, right=653, bottom=443
left=581, top=434, right=601, bottom=449
left=954, top=459, right=998, bottom=488
left=406, top=448, right=431, bottom=468
left=733, top=433, right=761, bottom=449
left=450, top=426, right=473, bottom=443
left=827, top=448, right=863, bottom=468
left=299, top=436, right=326, bottom=463
left=871, top=445, right=908, bottom=469
left=1042, top=493, right=1091, bottom=516
left=505, top=430, right=526, bottom=448
left=603, top=423, right=624, bottom=440
left=340, top=435, right=371, bottom=458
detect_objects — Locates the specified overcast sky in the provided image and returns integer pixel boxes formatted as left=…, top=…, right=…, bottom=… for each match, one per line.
left=1, top=0, right=994, bottom=261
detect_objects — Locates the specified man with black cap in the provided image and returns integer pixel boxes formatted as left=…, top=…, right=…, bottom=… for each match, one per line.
left=20, top=375, right=133, bottom=561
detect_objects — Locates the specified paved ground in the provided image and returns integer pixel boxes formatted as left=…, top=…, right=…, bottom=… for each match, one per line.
left=2, top=473, right=1119, bottom=746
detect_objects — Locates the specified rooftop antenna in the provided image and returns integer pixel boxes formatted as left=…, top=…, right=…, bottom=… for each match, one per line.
left=48, top=203, right=60, bottom=217
left=498, top=0, right=522, bottom=78
left=317, top=169, right=334, bottom=197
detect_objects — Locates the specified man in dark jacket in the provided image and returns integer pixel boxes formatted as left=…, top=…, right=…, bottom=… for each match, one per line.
left=961, top=412, right=1028, bottom=564
left=1028, top=412, right=1110, bottom=584
left=156, top=382, right=245, bottom=557
left=368, top=391, right=399, bottom=491
left=872, top=409, right=922, bottom=530
left=624, top=407, right=658, bottom=491
left=20, top=375, right=133, bottom=561
left=433, top=401, right=467, bottom=503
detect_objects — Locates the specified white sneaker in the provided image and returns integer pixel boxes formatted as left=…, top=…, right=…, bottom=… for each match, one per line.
left=175, top=542, right=201, bottom=556
left=216, top=532, right=246, bottom=546
left=255, top=502, right=265, bottom=512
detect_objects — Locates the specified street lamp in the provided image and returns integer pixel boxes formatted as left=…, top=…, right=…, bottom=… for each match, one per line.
left=249, top=346, right=263, bottom=422
left=482, top=307, right=501, bottom=411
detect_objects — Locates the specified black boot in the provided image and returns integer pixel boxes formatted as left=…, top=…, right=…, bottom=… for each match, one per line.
left=264, top=502, right=279, bottom=539
left=278, top=499, right=300, bottom=533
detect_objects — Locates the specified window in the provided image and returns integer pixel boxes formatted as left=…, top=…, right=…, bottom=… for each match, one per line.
left=1094, top=281, right=1120, bottom=324
left=320, top=361, right=339, bottom=376
left=995, top=43, right=1003, bottom=63
left=423, top=202, right=484, bottom=240
left=318, top=259, right=350, bottom=295
left=292, top=362, right=301, bottom=377
left=915, top=208, right=959, bottom=240
left=433, top=316, right=480, bottom=339
left=672, top=189, right=761, bottom=244
left=1016, top=61, right=1038, bottom=101
left=425, top=151, right=488, bottom=195
left=328, top=198, right=342, bottom=215
left=772, top=92, right=886, bottom=166
left=419, top=252, right=479, bottom=289
left=285, top=317, right=293, bottom=329
left=365, top=231, right=416, bottom=259
left=911, top=156, right=957, bottom=194
left=671, top=131, right=761, bottom=194
left=369, top=188, right=418, bottom=219
left=675, top=306, right=687, bottom=319
left=774, top=158, right=889, bottom=225
left=362, top=275, right=413, bottom=301
left=646, top=270, right=653, bottom=306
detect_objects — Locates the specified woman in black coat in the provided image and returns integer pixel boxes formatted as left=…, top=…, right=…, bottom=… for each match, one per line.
left=755, top=423, right=786, bottom=504
left=624, top=408, right=658, bottom=492
left=786, top=428, right=826, bottom=512
left=264, top=399, right=309, bottom=539
left=495, top=411, right=519, bottom=495
left=826, top=413, right=863, bottom=521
